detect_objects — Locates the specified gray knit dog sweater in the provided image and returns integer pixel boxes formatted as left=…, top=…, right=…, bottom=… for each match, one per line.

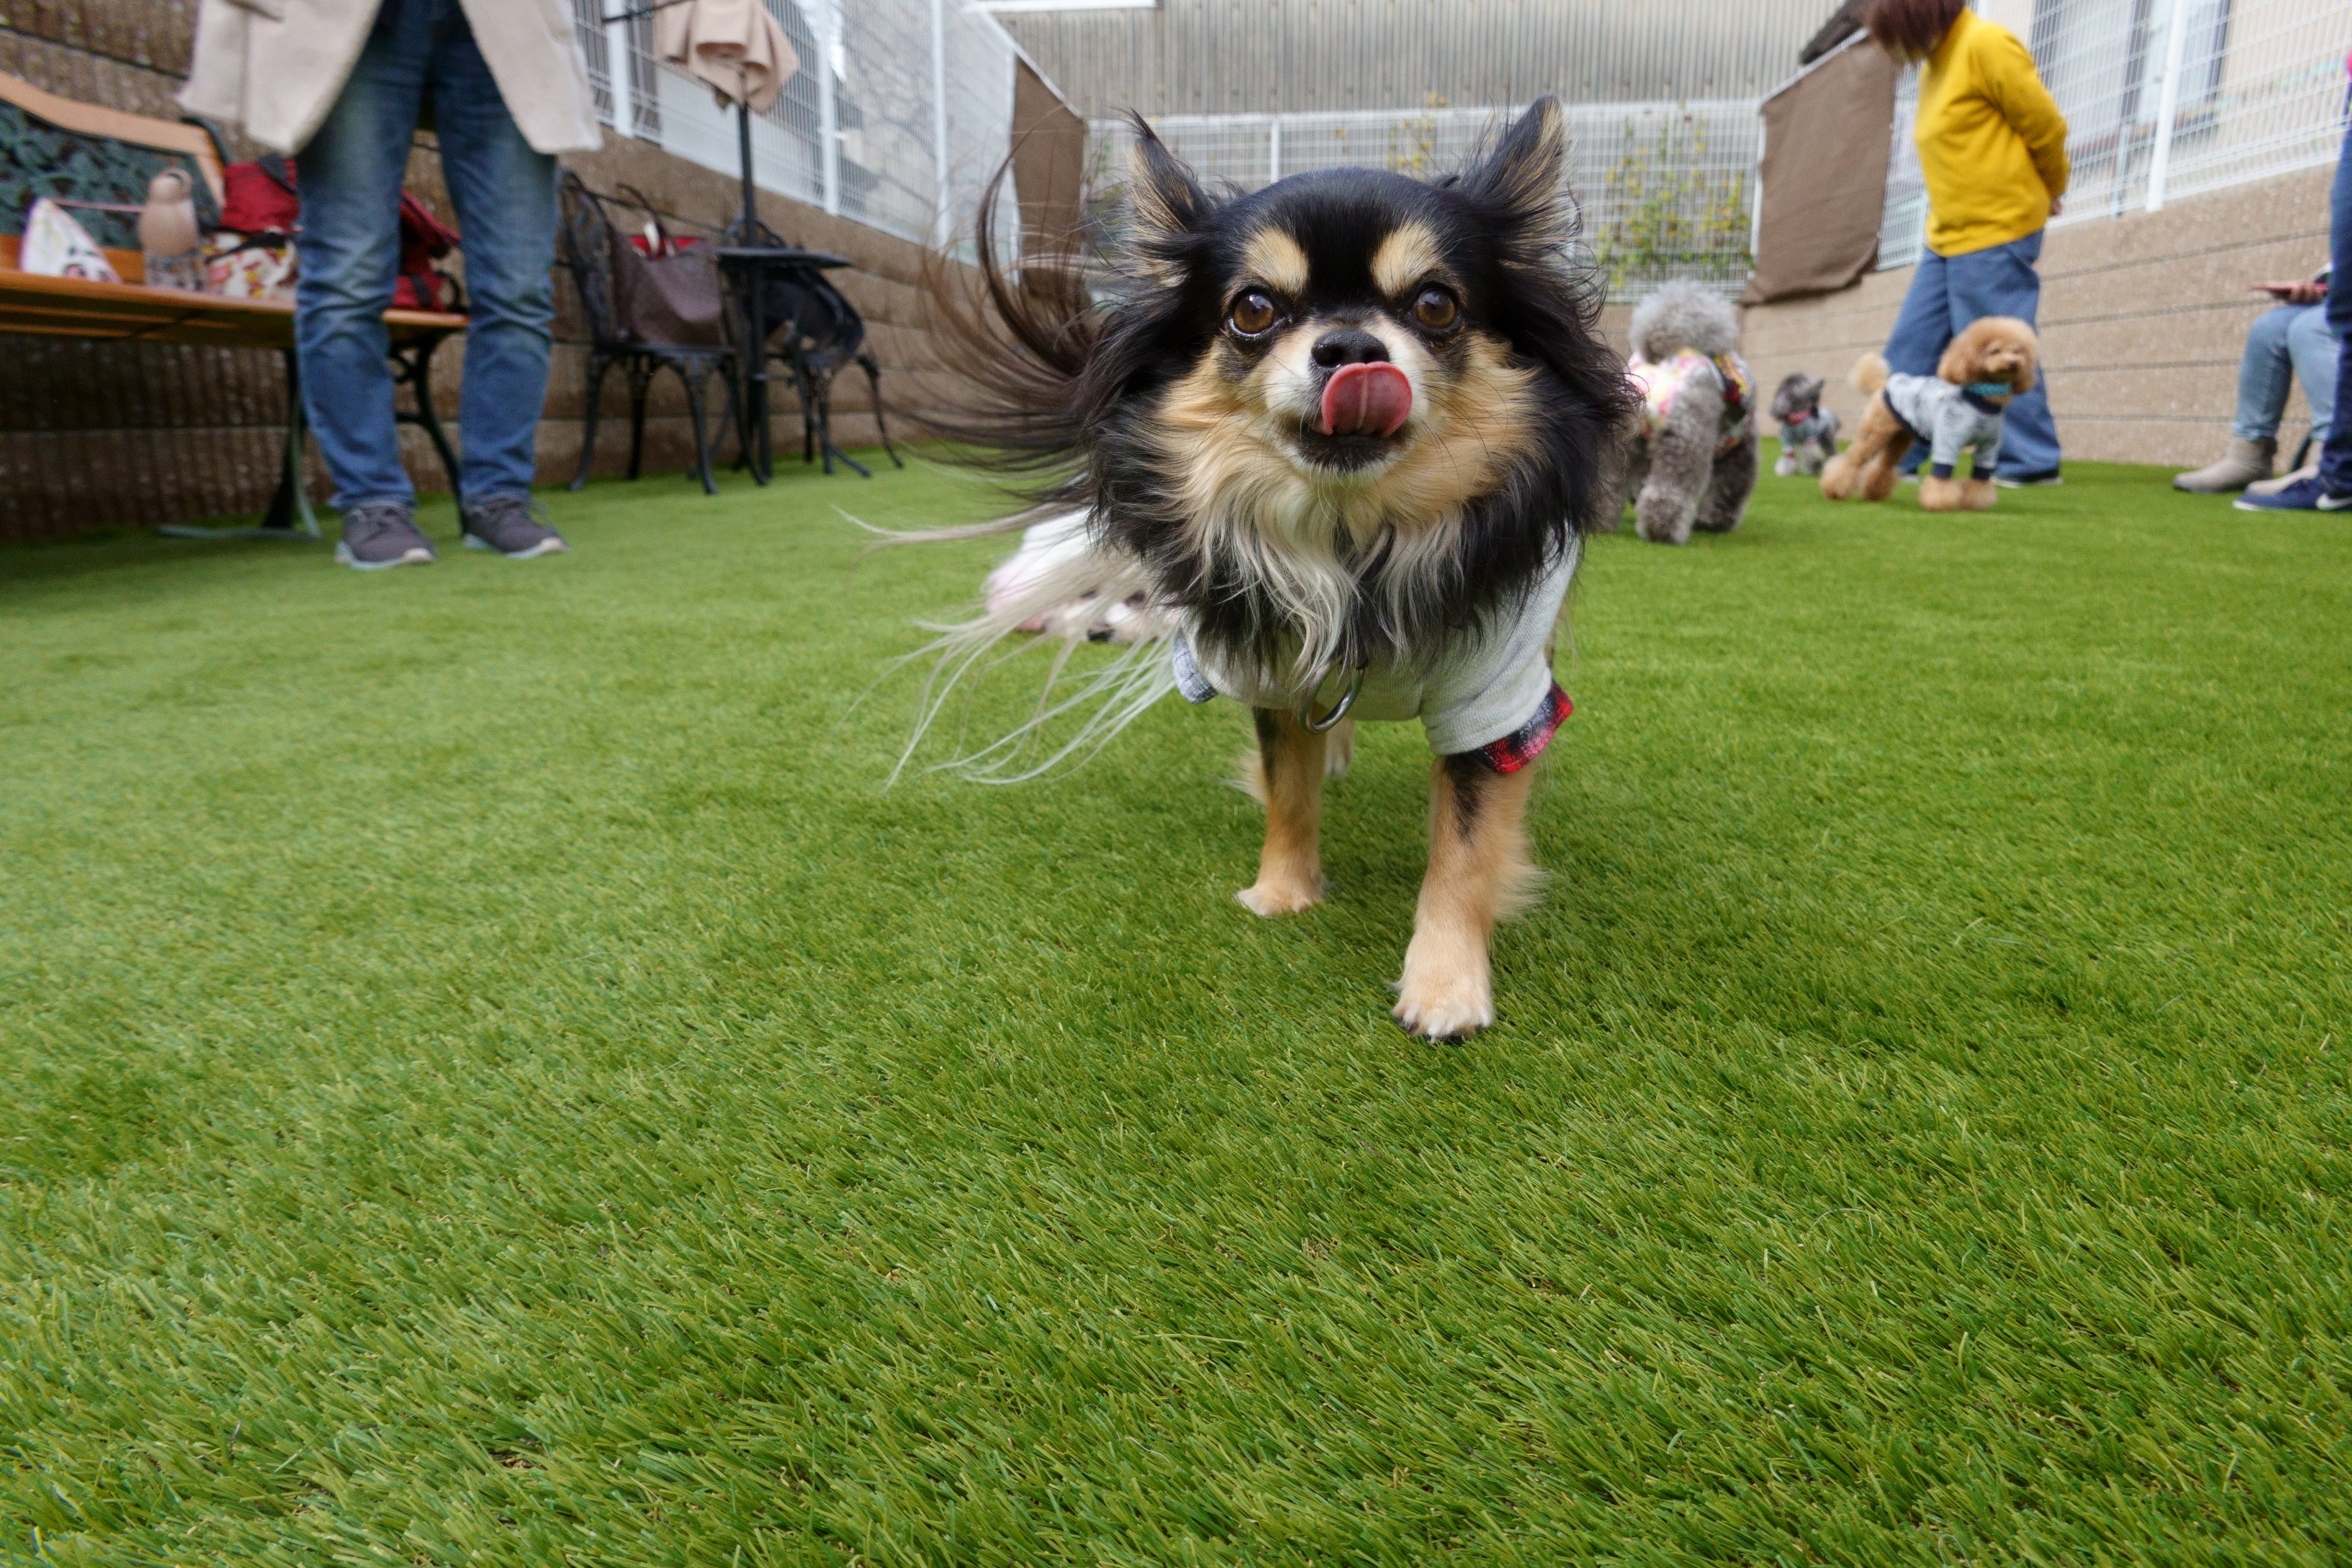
left=1881, top=373, right=2009, bottom=480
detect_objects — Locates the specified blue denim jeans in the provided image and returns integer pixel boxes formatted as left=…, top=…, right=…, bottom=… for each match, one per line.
left=2235, top=303, right=2341, bottom=443
left=295, top=0, right=558, bottom=510
left=1883, top=229, right=2063, bottom=478
left=2321, top=116, right=2352, bottom=496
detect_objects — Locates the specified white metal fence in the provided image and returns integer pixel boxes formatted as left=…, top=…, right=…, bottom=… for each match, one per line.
left=997, top=0, right=1836, bottom=119
left=1878, top=63, right=1930, bottom=271
left=1087, top=101, right=1762, bottom=300
left=567, top=0, right=1020, bottom=249
left=1881, top=0, right=2351, bottom=269
left=559, top=0, right=2344, bottom=285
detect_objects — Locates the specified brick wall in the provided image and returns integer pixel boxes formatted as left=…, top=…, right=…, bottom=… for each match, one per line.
left=0, top=6, right=972, bottom=542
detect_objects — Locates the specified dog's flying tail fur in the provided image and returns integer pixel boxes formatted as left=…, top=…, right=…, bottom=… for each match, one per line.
left=1851, top=352, right=1891, bottom=395
left=881, top=528, right=1174, bottom=787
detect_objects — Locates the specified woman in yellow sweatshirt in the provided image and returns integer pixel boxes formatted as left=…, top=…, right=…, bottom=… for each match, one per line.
left=1869, top=0, right=2071, bottom=483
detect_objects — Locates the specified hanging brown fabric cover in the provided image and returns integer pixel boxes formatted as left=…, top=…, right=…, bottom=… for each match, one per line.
left=1742, top=36, right=1900, bottom=305
left=1012, top=60, right=1087, bottom=260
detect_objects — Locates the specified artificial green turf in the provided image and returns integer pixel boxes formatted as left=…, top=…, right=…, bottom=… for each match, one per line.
left=3, top=453, right=2349, bottom=1566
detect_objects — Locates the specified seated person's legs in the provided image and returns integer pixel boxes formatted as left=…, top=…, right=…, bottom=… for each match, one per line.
left=2240, top=120, right=2352, bottom=510
left=2176, top=303, right=2310, bottom=491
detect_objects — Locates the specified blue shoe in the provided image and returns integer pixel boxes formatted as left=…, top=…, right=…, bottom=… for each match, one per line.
left=2234, top=476, right=2352, bottom=512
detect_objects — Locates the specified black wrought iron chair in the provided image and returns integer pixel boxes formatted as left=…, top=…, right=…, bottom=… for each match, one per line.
left=557, top=170, right=736, bottom=496
left=726, top=215, right=904, bottom=479
left=765, top=261, right=904, bottom=477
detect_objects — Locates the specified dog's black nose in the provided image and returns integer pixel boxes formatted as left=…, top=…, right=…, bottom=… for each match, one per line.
left=1310, top=328, right=1390, bottom=369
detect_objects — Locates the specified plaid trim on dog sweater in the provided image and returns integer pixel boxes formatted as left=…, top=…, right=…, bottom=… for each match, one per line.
left=1475, top=681, right=1573, bottom=773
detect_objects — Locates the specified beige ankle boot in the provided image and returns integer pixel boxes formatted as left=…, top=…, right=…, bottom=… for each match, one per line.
left=2174, top=436, right=2275, bottom=492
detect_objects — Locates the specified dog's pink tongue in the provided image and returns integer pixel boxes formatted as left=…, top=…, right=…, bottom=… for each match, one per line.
left=1320, top=362, right=1413, bottom=438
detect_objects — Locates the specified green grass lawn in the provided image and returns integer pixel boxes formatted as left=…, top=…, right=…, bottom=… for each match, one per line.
left=4, top=453, right=2350, bottom=1566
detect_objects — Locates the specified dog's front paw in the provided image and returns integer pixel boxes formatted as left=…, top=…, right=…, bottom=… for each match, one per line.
left=1237, top=876, right=1323, bottom=917
left=1393, top=943, right=1495, bottom=1041
left=1959, top=477, right=1999, bottom=511
left=1774, top=454, right=1797, bottom=477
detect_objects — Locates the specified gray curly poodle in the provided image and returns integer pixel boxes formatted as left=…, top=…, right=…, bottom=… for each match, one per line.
left=1613, top=281, right=1759, bottom=544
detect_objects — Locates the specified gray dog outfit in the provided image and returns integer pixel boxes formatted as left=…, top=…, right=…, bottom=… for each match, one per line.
left=1778, top=407, right=1839, bottom=452
left=1171, top=539, right=1579, bottom=771
left=1881, top=373, right=2012, bottom=480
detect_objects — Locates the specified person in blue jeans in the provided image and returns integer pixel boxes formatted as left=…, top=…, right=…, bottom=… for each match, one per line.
left=183, top=0, right=602, bottom=567
left=1883, top=234, right=2065, bottom=482
left=1864, top=0, right=2071, bottom=485
left=2240, top=88, right=2352, bottom=513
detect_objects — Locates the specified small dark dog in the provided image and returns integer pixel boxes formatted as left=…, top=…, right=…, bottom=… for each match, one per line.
left=1770, top=372, right=1840, bottom=476
left=903, top=99, right=1628, bottom=1038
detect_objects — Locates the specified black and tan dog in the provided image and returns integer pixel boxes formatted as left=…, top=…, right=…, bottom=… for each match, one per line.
left=900, top=100, right=1628, bottom=1039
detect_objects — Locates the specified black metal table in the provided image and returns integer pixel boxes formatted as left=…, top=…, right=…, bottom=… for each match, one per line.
left=715, top=243, right=860, bottom=481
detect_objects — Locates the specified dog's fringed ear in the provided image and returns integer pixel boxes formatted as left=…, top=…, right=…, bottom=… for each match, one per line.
left=2010, top=335, right=2040, bottom=396
left=1124, top=114, right=1209, bottom=271
left=1461, top=96, right=1570, bottom=249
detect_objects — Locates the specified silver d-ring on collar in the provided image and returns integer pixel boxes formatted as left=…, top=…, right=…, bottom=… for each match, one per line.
left=1297, top=664, right=1365, bottom=733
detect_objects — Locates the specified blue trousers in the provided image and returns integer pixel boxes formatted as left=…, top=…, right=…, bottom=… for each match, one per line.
left=1883, top=229, right=2063, bottom=478
left=295, top=0, right=558, bottom=510
left=2322, top=116, right=2352, bottom=496
left=2236, top=303, right=2341, bottom=444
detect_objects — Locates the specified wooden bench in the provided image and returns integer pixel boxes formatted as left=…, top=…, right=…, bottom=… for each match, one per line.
left=0, top=73, right=467, bottom=539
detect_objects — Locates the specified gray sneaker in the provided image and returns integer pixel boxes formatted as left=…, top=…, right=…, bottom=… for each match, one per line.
left=461, top=494, right=570, bottom=559
left=335, top=502, right=436, bottom=570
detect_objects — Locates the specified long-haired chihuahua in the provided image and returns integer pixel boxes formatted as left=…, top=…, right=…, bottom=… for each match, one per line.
left=893, top=99, right=1629, bottom=1039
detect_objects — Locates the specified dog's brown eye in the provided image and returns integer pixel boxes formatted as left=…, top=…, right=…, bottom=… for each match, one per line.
left=1413, top=287, right=1459, bottom=331
left=1228, top=290, right=1279, bottom=336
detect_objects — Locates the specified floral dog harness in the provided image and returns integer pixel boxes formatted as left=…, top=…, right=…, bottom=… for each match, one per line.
left=1628, top=350, right=1755, bottom=454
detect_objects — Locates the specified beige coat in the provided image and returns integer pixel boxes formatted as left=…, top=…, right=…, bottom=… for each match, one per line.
left=181, top=0, right=603, bottom=156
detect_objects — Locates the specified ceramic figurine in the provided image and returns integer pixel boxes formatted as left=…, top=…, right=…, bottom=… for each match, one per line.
left=139, top=168, right=204, bottom=291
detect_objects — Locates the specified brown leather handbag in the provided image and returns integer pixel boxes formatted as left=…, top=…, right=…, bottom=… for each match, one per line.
left=605, top=185, right=726, bottom=347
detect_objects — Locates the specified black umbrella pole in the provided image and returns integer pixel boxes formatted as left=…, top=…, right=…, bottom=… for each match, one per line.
left=737, top=102, right=758, bottom=238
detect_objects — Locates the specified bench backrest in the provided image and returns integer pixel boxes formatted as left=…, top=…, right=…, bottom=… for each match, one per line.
left=1, top=73, right=226, bottom=252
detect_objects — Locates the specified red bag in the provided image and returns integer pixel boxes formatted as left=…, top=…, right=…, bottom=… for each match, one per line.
left=220, top=155, right=301, bottom=234
left=214, top=156, right=466, bottom=312
left=393, top=192, right=461, bottom=312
